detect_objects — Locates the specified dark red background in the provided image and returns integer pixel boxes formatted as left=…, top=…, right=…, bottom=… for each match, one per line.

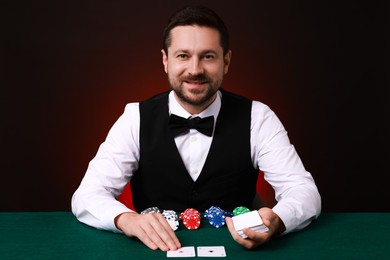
left=2, top=1, right=388, bottom=212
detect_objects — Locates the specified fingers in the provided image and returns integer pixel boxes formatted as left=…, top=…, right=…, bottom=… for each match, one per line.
left=134, top=226, right=160, bottom=250
left=226, top=217, right=240, bottom=241
left=151, top=214, right=181, bottom=250
left=242, top=228, right=271, bottom=248
left=226, top=217, right=255, bottom=249
left=140, top=213, right=181, bottom=251
left=115, top=212, right=181, bottom=251
left=226, top=217, right=269, bottom=249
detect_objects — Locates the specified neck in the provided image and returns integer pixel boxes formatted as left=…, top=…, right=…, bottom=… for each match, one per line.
left=174, top=93, right=217, bottom=115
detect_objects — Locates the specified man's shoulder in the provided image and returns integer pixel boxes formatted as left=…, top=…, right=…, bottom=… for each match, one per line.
left=220, top=88, right=252, bottom=102
left=141, top=90, right=171, bottom=103
left=139, top=90, right=170, bottom=113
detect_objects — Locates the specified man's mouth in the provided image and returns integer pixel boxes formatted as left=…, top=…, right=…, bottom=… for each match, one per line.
left=185, top=80, right=207, bottom=84
left=182, top=74, right=209, bottom=86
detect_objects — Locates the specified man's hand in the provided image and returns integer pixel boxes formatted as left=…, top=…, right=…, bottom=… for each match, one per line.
left=115, top=212, right=181, bottom=251
left=226, top=207, right=286, bottom=249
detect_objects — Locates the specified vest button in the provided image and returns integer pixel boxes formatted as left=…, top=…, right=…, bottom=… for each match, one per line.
left=192, top=190, right=198, bottom=197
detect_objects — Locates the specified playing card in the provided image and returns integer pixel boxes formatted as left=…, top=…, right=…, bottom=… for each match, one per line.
left=197, top=246, right=226, bottom=257
left=167, top=246, right=196, bottom=257
left=231, top=210, right=269, bottom=238
left=231, top=210, right=263, bottom=230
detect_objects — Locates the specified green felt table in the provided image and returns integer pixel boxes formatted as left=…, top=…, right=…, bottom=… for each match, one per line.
left=0, top=212, right=389, bottom=259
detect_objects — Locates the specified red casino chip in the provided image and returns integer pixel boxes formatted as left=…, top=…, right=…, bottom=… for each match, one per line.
left=180, top=208, right=201, bottom=230
left=183, top=218, right=200, bottom=230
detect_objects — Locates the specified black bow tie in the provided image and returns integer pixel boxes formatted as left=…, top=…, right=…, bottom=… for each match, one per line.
left=168, top=114, right=214, bottom=137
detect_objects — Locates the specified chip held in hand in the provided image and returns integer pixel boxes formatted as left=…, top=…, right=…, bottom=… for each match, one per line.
left=231, top=210, right=269, bottom=238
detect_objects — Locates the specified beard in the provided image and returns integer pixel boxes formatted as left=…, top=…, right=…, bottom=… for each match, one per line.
left=169, top=73, right=222, bottom=107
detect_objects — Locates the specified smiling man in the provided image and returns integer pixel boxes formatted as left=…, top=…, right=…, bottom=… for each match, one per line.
left=72, top=5, right=321, bottom=251
left=162, top=25, right=231, bottom=114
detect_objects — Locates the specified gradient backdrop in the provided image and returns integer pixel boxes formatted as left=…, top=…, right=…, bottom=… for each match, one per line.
left=2, top=1, right=388, bottom=212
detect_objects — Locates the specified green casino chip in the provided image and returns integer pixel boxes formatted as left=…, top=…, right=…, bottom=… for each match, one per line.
left=233, top=206, right=250, bottom=216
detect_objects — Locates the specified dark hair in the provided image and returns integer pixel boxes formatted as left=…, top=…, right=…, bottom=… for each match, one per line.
left=162, top=6, right=229, bottom=55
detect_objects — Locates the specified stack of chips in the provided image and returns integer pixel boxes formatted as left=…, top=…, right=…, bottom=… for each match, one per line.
left=203, top=206, right=226, bottom=228
left=162, top=210, right=180, bottom=231
left=140, top=207, right=180, bottom=231
left=179, top=208, right=201, bottom=230
left=233, top=206, right=250, bottom=216
left=140, top=207, right=161, bottom=214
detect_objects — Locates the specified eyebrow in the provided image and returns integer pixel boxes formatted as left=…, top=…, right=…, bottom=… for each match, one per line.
left=173, top=49, right=219, bottom=55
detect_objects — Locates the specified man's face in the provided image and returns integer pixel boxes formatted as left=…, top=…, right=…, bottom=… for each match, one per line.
left=162, top=25, right=231, bottom=113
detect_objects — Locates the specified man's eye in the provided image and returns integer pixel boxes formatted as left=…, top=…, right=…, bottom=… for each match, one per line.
left=203, top=55, right=215, bottom=60
left=177, top=54, right=188, bottom=59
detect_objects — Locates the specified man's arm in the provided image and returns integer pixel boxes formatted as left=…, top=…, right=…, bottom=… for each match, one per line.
left=71, top=103, right=181, bottom=251
left=250, top=101, right=321, bottom=234
left=71, top=103, right=140, bottom=232
left=226, top=101, right=320, bottom=249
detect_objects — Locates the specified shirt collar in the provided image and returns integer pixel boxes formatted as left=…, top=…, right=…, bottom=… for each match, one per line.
left=168, top=90, right=221, bottom=119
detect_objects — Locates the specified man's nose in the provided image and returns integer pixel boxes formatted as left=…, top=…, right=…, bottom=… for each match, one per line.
left=188, top=57, right=204, bottom=75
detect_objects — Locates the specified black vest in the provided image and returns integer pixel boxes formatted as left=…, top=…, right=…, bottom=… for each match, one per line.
left=130, top=90, right=258, bottom=212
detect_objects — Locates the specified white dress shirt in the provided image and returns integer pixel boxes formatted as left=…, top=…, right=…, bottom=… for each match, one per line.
left=71, top=90, right=321, bottom=234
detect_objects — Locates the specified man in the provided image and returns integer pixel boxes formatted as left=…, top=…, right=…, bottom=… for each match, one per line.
left=72, top=5, right=321, bottom=251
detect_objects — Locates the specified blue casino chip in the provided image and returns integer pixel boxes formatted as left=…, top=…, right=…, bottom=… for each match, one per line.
left=204, top=206, right=227, bottom=228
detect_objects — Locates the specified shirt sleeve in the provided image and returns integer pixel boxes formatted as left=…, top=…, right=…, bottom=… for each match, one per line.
left=71, top=103, right=140, bottom=233
left=250, top=101, right=321, bottom=234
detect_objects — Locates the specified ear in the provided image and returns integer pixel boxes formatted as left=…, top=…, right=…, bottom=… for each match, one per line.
left=161, top=49, right=168, bottom=73
left=223, top=50, right=232, bottom=75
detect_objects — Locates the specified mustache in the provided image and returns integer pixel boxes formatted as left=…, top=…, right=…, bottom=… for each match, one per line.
left=180, top=74, right=210, bottom=83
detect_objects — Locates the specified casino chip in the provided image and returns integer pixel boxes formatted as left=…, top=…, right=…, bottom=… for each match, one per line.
left=162, top=210, right=179, bottom=231
left=233, top=206, right=250, bottom=216
left=179, top=208, right=201, bottom=230
left=140, top=207, right=161, bottom=214
left=204, top=206, right=226, bottom=228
